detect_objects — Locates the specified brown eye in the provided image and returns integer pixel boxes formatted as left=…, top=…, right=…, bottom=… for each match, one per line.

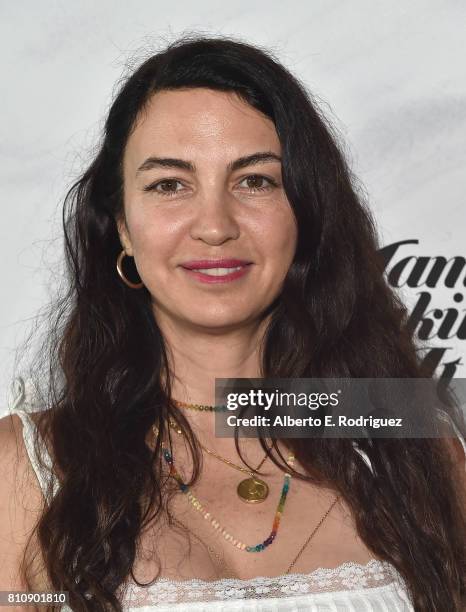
left=247, top=176, right=265, bottom=189
left=159, top=179, right=178, bottom=193
left=143, top=179, right=185, bottom=195
left=238, top=175, right=277, bottom=192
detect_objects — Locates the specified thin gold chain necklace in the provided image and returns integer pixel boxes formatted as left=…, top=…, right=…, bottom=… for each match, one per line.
left=167, top=417, right=271, bottom=503
left=285, top=495, right=340, bottom=573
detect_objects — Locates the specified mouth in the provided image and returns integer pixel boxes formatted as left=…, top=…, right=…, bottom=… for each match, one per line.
left=179, top=261, right=253, bottom=284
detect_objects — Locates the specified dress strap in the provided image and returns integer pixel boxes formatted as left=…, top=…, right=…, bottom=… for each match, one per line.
left=8, top=377, right=57, bottom=503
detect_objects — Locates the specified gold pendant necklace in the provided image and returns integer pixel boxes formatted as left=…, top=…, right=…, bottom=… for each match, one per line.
left=163, top=417, right=271, bottom=503
left=237, top=476, right=269, bottom=503
left=198, top=439, right=270, bottom=504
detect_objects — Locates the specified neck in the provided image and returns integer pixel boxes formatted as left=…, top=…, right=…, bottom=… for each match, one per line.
left=156, top=308, right=270, bottom=406
left=152, top=308, right=272, bottom=455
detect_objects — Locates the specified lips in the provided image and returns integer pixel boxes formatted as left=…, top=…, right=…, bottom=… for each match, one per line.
left=180, top=259, right=252, bottom=270
left=180, top=259, right=253, bottom=284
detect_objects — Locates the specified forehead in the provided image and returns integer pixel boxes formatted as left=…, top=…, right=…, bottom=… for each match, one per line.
left=124, top=88, right=280, bottom=168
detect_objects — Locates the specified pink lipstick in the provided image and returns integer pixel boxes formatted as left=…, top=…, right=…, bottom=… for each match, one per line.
left=180, top=259, right=253, bottom=284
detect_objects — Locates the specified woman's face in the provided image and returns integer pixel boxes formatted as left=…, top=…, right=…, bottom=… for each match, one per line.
left=119, top=87, right=297, bottom=331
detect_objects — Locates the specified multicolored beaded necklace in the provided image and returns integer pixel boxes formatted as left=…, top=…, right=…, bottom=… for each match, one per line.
left=153, top=422, right=295, bottom=553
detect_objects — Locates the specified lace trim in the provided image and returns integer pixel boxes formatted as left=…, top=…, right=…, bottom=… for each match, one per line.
left=121, top=559, right=405, bottom=606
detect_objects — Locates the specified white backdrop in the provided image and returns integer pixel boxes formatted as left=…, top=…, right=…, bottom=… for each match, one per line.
left=1, top=1, right=465, bottom=416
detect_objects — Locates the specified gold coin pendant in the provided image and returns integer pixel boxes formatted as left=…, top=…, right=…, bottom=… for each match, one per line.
left=237, top=477, right=269, bottom=503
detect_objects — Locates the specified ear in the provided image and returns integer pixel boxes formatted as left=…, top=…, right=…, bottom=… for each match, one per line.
left=116, top=214, right=134, bottom=256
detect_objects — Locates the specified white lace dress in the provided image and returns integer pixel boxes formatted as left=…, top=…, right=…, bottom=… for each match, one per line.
left=8, top=377, right=466, bottom=611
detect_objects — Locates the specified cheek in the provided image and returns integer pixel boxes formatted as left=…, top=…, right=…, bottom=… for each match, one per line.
left=127, top=209, right=184, bottom=257
left=259, top=212, right=297, bottom=264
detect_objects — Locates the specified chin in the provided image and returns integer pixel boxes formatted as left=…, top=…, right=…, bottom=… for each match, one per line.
left=183, top=311, right=254, bottom=330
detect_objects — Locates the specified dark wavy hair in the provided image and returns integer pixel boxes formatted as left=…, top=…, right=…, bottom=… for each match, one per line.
left=13, top=33, right=465, bottom=611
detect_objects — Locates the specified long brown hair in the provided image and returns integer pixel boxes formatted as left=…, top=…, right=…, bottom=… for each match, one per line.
left=13, top=34, right=466, bottom=611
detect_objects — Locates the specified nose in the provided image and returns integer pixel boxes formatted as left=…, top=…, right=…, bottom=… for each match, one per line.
left=189, top=189, right=241, bottom=245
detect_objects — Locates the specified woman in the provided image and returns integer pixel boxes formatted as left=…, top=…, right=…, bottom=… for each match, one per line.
left=1, top=34, right=465, bottom=611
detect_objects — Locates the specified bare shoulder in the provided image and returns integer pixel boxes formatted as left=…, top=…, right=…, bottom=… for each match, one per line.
left=0, top=411, right=47, bottom=484
left=0, top=413, right=50, bottom=600
left=0, top=412, right=33, bottom=484
left=0, top=410, right=50, bottom=516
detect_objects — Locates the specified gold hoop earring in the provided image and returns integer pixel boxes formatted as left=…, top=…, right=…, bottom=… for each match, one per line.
left=116, top=250, right=144, bottom=289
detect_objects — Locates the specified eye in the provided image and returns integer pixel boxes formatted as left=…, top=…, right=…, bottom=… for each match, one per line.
left=142, top=179, right=187, bottom=197
left=142, top=174, right=279, bottom=197
left=237, top=174, right=278, bottom=193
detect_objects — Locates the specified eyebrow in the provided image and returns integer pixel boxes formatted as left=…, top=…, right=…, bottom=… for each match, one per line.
left=136, top=151, right=282, bottom=175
